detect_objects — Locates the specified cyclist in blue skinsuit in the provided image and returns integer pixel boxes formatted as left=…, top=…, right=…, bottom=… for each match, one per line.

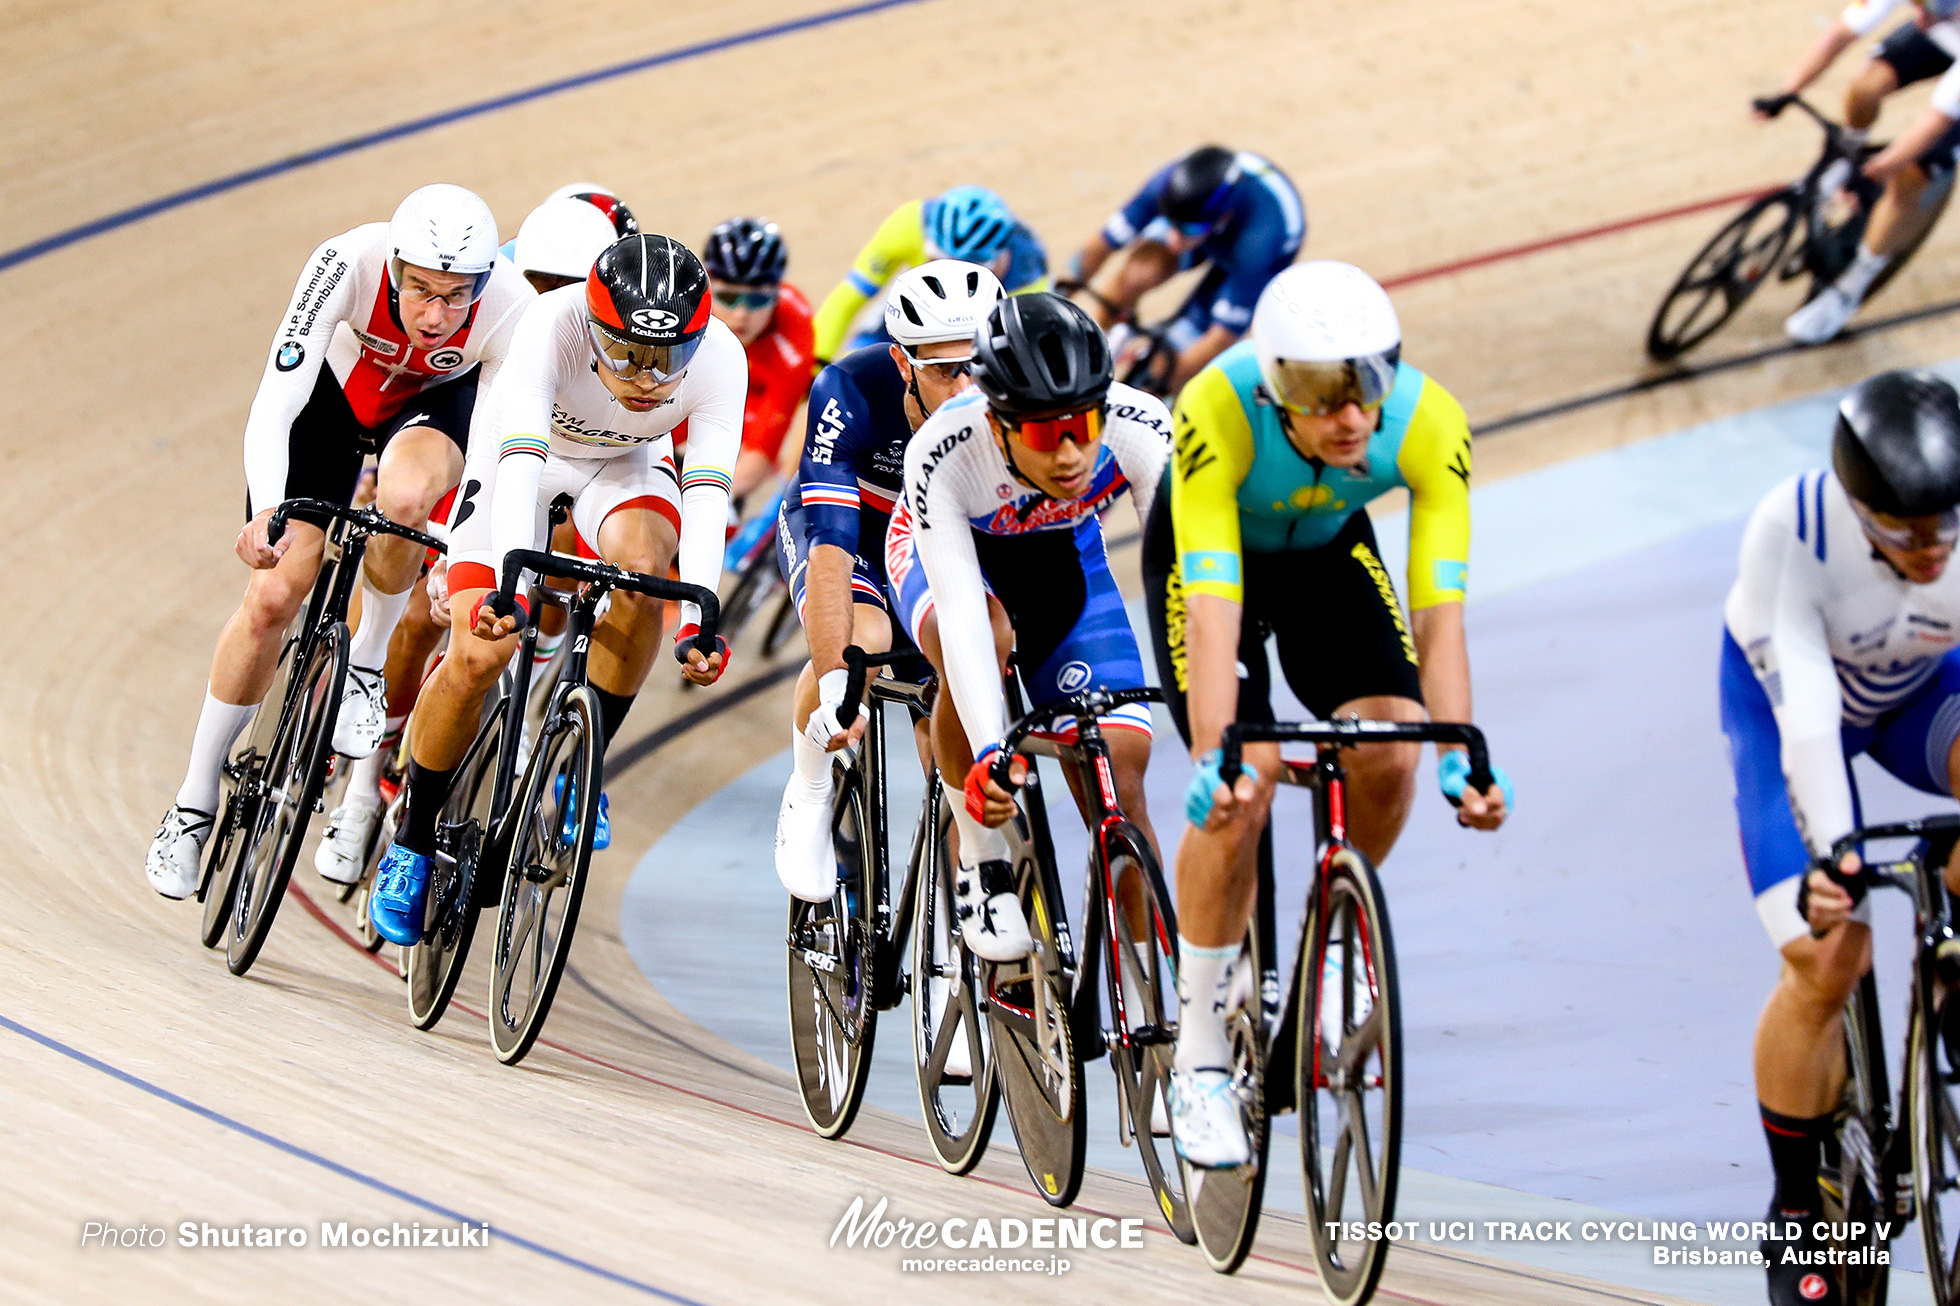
left=1068, top=145, right=1305, bottom=394
left=771, top=260, right=1005, bottom=902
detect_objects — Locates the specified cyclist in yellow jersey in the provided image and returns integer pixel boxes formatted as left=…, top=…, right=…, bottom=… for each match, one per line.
left=1140, top=260, right=1512, bottom=1167
left=811, top=185, right=1048, bottom=361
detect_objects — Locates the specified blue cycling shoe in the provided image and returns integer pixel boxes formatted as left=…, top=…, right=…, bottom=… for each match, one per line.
left=368, top=844, right=431, bottom=946
left=554, top=775, right=610, bottom=851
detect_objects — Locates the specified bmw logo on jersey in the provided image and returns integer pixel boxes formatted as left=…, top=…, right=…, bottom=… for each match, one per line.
left=275, top=341, right=304, bottom=372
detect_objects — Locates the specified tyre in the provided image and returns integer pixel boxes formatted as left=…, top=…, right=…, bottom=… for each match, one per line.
left=350, top=785, right=400, bottom=955
left=761, top=588, right=800, bottom=660
left=788, top=755, right=880, bottom=1138
left=1909, top=998, right=1960, bottom=1299
left=488, top=686, right=599, bottom=1065
left=199, top=781, right=252, bottom=950
left=1298, top=846, right=1402, bottom=1306
left=226, top=625, right=347, bottom=977
left=406, top=704, right=503, bottom=1031
left=1646, top=187, right=1801, bottom=361
left=1827, top=975, right=1892, bottom=1306
left=988, top=821, right=1087, bottom=1207
left=720, top=545, right=783, bottom=653
left=911, top=795, right=999, bottom=1172
left=1098, top=823, right=1194, bottom=1243
left=1191, top=918, right=1272, bottom=1271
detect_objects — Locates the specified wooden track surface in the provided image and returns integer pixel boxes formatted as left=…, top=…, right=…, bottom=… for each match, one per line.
left=5, top=0, right=1953, bottom=1300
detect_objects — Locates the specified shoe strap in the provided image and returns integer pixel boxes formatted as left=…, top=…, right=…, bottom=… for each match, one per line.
left=977, top=858, right=1015, bottom=897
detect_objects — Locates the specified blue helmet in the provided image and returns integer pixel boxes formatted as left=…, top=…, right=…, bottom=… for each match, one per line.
left=928, top=185, right=1015, bottom=263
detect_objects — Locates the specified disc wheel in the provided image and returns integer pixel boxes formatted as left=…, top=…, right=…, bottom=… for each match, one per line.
left=1298, top=847, right=1403, bottom=1306
left=1100, top=824, right=1194, bottom=1243
left=788, top=756, right=879, bottom=1138
left=406, top=707, right=502, bottom=1030
left=1910, top=997, right=1960, bottom=1299
left=912, top=796, right=999, bottom=1172
left=488, top=686, right=599, bottom=1065
left=1191, top=920, right=1272, bottom=1272
left=226, top=626, right=346, bottom=977
left=1646, top=187, right=1801, bottom=361
left=987, top=825, right=1086, bottom=1207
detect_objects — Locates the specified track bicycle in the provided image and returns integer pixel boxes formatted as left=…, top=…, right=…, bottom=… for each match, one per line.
left=481, top=548, right=720, bottom=1064
left=197, top=498, right=445, bottom=978
left=786, top=647, right=1000, bottom=1172
left=715, top=485, right=799, bottom=666
left=1055, top=279, right=1179, bottom=399
left=1190, top=718, right=1493, bottom=1306
left=1647, top=94, right=1953, bottom=361
left=979, top=683, right=1193, bottom=1237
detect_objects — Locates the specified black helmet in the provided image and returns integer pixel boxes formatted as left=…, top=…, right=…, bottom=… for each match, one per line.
left=972, top=293, right=1113, bottom=417
left=1833, top=369, right=1960, bottom=517
left=703, top=217, right=788, bottom=285
left=585, top=235, right=711, bottom=378
left=1161, top=146, right=1241, bottom=227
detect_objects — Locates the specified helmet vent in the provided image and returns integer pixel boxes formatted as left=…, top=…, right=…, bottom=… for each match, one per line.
left=900, top=297, right=925, bottom=328
left=921, top=274, right=945, bottom=299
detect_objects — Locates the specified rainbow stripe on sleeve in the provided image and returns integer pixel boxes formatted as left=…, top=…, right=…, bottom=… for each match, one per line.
left=499, top=433, right=551, bottom=461
left=679, top=465, right=733, bottom=495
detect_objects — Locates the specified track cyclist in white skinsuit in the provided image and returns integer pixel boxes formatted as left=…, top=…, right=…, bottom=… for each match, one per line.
left=365, top=233, right=743, bottom=946
left=1722, top=370, right=1960, bottom=1306
left=145, top=184, right=531, bottom=900
left=886, top=293, right=1170, bottom=961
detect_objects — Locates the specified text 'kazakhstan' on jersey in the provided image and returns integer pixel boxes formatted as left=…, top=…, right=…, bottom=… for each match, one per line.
left=1169, top=340, right=1471, bottom=610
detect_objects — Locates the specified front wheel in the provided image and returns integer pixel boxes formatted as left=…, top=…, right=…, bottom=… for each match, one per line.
left=1646, top=187, right=1801, bottom=361
left=1298, top=846, right=1402, bottom=1306
left=488, top=686, right=599, bottom=1065
left=1910, top=994, right=1960, bottom=1298
left=912, top=793, right=999, bottom=1172
left=406, top=703, right=503, bottom=1030
left=1191, top=914, right=1272, bottom=1272
left=787, top=756, right=879, bottom=1138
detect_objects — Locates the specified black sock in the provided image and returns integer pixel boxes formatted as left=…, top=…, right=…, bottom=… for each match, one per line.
left=592, top=687, right=635, bottom=755
left=1761, top=1103, right=1831, bottom=1216
left=400, top=759, right=458, bottom=856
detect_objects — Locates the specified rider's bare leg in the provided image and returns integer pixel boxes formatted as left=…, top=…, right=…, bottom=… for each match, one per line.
left=349, top=426, right=462, bottom=673
left=1108, top=241, right=1179, bottom=316
left=1844, top=59, right=1898, bottom=133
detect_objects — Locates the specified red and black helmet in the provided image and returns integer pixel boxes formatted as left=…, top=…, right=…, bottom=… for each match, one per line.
left=585, top=234, right=712, bottom=381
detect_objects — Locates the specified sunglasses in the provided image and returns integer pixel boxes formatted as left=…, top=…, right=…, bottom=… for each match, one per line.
left=901, top=348, right=975, bottom=384
left=713, top=287, right=779, bottom=310
left=587, top=321, right=699, bottom=383
left=1851, top=499, right=1960, bottom=550
left=1006, top=405, right=1104, bottom=453
left=1267, top=350, right=1401, bottom=417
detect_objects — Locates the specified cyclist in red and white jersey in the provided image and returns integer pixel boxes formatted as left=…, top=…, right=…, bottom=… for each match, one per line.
left=145, top=183, right=531, bottom=900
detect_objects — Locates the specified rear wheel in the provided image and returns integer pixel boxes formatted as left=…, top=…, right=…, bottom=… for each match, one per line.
left=912, top=794, right=998, bottom=1171
left=488, top=686, right=599, bottom=1065
left=788, top=757, right=879, bottom=1137
left=406, top=703, right=503, bottom=1030
left=1828, top=975, right=1892, bottom=1306
left=1298, top=847, right=1402, bottom=1306
left=1191, top=918, right=1272, bottom=1272
left=199, top=777, right=252, bottom=950
left=1646, top=187, right=1801, bottom=361
left=1910, top=995, right=1960, bottom=1299
left=761, top=589, right=799, bottom=660
left=226, top=626, right=346, bottom=977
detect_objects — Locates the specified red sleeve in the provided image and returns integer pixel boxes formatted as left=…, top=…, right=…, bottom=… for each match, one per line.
left=740, top=283, right=817, bottom=460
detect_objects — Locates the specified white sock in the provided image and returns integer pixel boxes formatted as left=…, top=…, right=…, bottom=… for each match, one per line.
left=1841, top=126, right=1869, bottom=154
left=947, top=784, right=1009, bottom=871
left=1174, top=938, right=1240, bottom=1072
left=1836, top=243, right=1889, bottom=303
left=175, top=691, right=257, bottom=814
left=532, top=629, right=564, bottom=668
left=347, top=571, right=413, bottom=672
left=342, top=716, right=403, bottom=809
left=789, top=728, right=832, bottom=804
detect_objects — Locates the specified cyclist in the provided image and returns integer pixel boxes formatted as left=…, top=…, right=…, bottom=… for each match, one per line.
left=1770, top=0, right=1960, bottom=344
left=1722, top=369, right=1960, bottom=1305
left=772, top=259, right=1005, bottom=901
left=886, top=292, right=1171, bottom=961
left=509, top=195, right=621, bottom=294
left=701, top=217, right=817, bottom=506
left=811, top=185, right=1047, bottom=362
left=1067, top=146, right=1304, bottom=394
left=1141, top=260, right=1509, bottom=1167
left=144, top=183, right=531, bottom=900
left=365, top=233, right=743, bottom=945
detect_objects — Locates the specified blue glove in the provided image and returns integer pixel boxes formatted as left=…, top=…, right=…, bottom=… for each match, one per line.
left=1439, top=750, right=1514, bottom=811
left=1185, top=749, right=1257, bottom=828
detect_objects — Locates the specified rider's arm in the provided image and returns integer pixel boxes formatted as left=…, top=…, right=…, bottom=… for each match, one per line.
left=1100, top=167, right=1172, bottom=251
left=1000, top=224, right=1051, bottom=295
left=797, top=366, right=870, bottom=676
left=907, top=433, right=1010, bottom=751
left=241, top=232, right=362, bottom=513
left=1777, top=5, right=1881, bottom=97
left=811, top=199, right=926, bottom=361
left=1168, top=368, right=1256, bottom=756
left=1725, top=480, right=1855, bottom=853
left=1396, top=378, right=1476, bottom=733
left=1072, top=232, right=1115, bottom=284
left=483, top=297, right=574, bottom=600
left=673, top=324, right=747, bottom=627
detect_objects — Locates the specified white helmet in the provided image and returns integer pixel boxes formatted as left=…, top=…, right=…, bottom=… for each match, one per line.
left=885, top=259, right=1005, bottom=349
left=388, top=183, right=500, bottom=301
left=1251, top=261, right=1402, bottom=415
left=513, top=197, right=618, bottom=284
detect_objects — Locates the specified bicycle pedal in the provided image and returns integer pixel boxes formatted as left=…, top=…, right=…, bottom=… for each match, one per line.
left=1127, top=1022, right=1176, bottom=1047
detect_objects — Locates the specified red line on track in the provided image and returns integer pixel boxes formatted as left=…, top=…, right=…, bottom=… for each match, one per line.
left=1381, top=184, right=1774, bottom=290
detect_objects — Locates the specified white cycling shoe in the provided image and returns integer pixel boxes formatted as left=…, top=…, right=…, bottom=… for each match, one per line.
left=956, top=860, right=1032, bottom=963
left=926, top=973, right=974, bottom=1081
left=1784, top=286, right=1858, bottom=346
left=331, top=667, right=388, bottom=759
left=314, top=799, right=380, bottom=885
left=1168, top=1067, right=1252, bottom=1169
left=774, top=783, right=838, bottom=902
left=145, top=804, right=212, bottom=900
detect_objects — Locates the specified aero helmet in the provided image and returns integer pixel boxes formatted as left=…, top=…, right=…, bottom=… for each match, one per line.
left=513, top=197, right=619, bottom=285
left=1251, top=261, right=1402, bottom=415
left=387, top=183, right=500, bottom=301
left=547, top=182, right=639, bottom=238
left=585, top=234, right=712, bottom=382
left=1833, top=369, right=1960, bottom=517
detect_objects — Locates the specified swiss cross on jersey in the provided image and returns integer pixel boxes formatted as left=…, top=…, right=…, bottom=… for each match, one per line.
left=340, top=282, right=477, bottom=427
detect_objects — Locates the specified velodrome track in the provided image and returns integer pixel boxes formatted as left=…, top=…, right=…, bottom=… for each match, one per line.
left=12, top=1, right=1960, bottom=1301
